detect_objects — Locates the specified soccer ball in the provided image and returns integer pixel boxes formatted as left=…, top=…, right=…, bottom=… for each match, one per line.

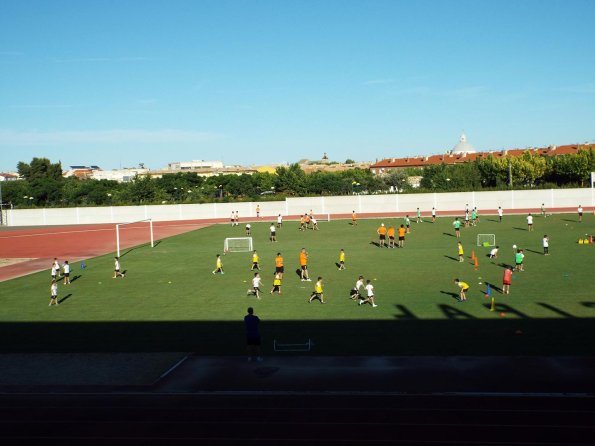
left=512, top=244, right=517, bottom=249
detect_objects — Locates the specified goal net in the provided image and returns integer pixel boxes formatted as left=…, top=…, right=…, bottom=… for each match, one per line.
left=477, top=234, right=496, bottom=247
left=116, top=219, right=154, bottom=257
left=224, top=237, right=253, bottom=253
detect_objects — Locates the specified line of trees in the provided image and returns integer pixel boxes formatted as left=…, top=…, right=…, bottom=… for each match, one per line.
left=1, top=149, right=593, bottom=208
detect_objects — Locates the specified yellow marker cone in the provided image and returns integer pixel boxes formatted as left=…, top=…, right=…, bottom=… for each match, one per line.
left=490, top=297, right=495, bottom=312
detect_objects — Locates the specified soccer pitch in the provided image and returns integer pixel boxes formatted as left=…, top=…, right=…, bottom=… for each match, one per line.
left=0, top=213, right=594, bottom=355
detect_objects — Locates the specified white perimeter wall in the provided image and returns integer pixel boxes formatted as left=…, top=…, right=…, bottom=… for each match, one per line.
left=5, top=188, right=594, bottom=227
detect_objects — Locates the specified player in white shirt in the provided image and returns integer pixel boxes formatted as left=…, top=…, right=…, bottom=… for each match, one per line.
left=245, top=223, right=251, bottom=236
left=247, top=272, right=262, bottom=299
left=277, top=214, right=283, bottom=228
left=543, top=235, right=549, bottom=255
left=498, top=206, right=503, bottom=223
left=359, top=279, right=378, bottom=307
left=489, top=246, right=499, bottom=259
left=350, top=275, right=365, bottom=300
left=269, top=224, right=277, bottom=242
left=62, top=260, right=71, bottom=284
left=49, top=279, right=59, bottom=306
left=578, top=205, right=583, bottom=223
left=431, top=207, right=436, bottom=223
left=51, top=258, right=60, bottom=280
left=527, top=213, right=534, bottom=231
left=113, top=257, right=125, bottom=278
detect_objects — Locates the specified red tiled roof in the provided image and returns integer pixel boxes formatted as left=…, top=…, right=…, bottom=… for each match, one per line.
left=370, top=144, right=587, bottom=169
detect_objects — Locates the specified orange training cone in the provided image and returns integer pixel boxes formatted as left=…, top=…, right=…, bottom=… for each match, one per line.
left=474, top=256, right=479, bottom=271
left=471, top=249, right=476, bottom=261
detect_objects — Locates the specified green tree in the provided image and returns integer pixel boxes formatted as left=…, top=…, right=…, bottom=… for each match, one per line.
left=17, top=158, right=64, bottom=205
left=382, top=169, right=408, bottom=192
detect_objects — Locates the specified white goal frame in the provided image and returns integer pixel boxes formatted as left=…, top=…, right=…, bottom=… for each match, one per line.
left=116, top=218, right=154, bottom=257
left=477, top=234, right=496, bottom=247
left=224, top=237, right=253, bottom=253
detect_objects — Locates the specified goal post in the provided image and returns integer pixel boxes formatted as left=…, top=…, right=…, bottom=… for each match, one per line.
left=116, top=219, right=154, bottom=257
left=224, top=237, right=253, bottom=253
left=477, top=234, right=496, bottom=247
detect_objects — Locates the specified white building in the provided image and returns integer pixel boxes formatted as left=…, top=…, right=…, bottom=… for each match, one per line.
left=91, top=168, right=149, bottom=183
left=167, top=160, right=224, bottom=171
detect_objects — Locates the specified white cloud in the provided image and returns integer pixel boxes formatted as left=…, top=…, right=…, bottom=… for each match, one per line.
left=0, top=129, right=223, bottom=145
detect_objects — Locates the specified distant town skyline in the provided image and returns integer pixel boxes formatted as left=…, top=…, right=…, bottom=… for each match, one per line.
left=1, top=0, right=594, bottom=171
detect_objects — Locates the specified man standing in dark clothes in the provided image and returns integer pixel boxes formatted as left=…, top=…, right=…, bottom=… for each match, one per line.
left=244, top=307, right=262, bottom=362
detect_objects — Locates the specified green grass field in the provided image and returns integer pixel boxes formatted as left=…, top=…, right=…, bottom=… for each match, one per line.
left=1, top=213, right=594, bottom=355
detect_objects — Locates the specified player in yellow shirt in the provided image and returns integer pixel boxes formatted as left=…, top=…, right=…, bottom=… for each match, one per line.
left=212, top=254, right=224, bottom=274
left=351, top=211, right=357, bottom=226
left=251, top=250, right=260, bottom=270
left=338, top=249, right=346, bottom=270
left=454, top=278, right=469, bottom=301
left=457, top=242, right=464, bottom=262
left=270, top=272, right=282, bottom=295
left=308, top=276, right=326, bottom=304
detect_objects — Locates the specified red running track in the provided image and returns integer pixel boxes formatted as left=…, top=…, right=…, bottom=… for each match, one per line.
left=0, top=219, right=218, bottom=282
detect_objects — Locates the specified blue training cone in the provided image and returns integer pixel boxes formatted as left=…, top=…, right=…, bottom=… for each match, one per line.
left=486, top=283, right=491, bottom=297
left=80, top=261, right=86, bottom=269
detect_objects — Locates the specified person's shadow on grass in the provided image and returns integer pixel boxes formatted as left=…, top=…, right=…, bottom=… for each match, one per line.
left=369, top=241, right=381, bottom=247
left=485, top=282, right=503, bottom=294
left=70, top=275, right=82, bottom=283
left=513, top=227, right=526, bottom=231
left=525, top=249, right=542, bottom=255
left=58, top=294, right=73, bottom=304
left=443, top=255, right=459, bottom=262
left=442, top=232, right=455, bottom=237
left=440, top=290, right=460, bottom=301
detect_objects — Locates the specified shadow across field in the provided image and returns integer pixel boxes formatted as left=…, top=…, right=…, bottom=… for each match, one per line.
left=2, top=306, right=595, bottom=355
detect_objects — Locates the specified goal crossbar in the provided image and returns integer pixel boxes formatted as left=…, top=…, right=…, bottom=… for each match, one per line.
left=224, top=237, right=253, bottom=253
left=116, top=218, right=154, bottom=257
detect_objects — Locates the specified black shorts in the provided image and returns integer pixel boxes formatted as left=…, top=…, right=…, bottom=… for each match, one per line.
left=301, top=265, right=308, bottom=271
left=275, top=266, right=284, bottom=273
left=246, top=335, right=261, bottom=346
left=399, top=236, right=404, bottom=241
left=389, top=236, right=395, bottom=240
left=379, top=235, right=386, bottom=240
left=579, top=213, right=583, bottom=217
left=63, top=273, right=70, bottom=277
left=272, top=285, right=280, bottom=292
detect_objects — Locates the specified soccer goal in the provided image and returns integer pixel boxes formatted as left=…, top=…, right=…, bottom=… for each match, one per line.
left=116, top=219, right=154, bottom=257
left=224, top=237, right=253, bottom=253
left=477, top=234, right=496, bottom=247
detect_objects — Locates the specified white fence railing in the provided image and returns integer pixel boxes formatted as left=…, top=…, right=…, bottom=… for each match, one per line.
left=4, top=188, right=594, bottom=227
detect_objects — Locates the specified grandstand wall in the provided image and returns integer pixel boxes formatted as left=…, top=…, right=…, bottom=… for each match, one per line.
left=4, top=188, right=593, bottom=226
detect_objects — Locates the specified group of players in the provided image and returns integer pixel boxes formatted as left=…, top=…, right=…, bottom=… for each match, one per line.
left=216, top=210, right=380, bottom=307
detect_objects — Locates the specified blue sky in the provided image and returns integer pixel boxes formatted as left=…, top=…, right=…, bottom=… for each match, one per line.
left=1, top=0, right=594, bottom=171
